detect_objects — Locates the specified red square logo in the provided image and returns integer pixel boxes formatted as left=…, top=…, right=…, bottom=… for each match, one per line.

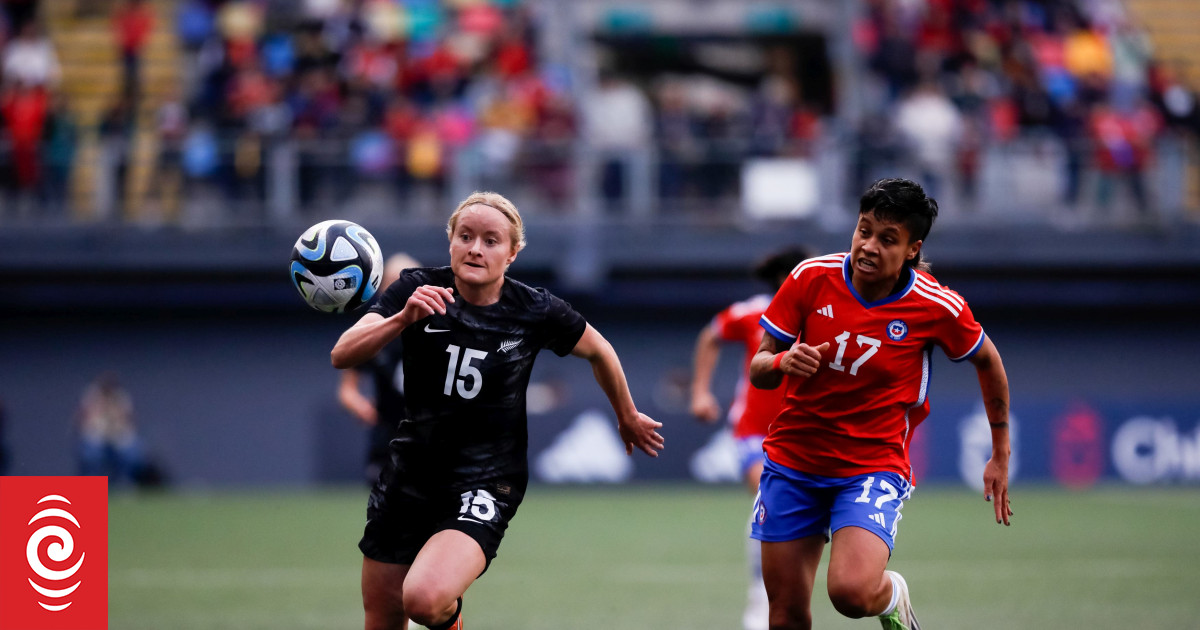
left=0, top=477, right=108, bottom=630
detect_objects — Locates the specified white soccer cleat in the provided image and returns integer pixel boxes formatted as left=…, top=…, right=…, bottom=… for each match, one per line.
left=879, top=570, right=920, bottom=630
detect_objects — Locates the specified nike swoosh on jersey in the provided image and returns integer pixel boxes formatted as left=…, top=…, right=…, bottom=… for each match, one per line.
left=425, top=324, right=451, bottom=333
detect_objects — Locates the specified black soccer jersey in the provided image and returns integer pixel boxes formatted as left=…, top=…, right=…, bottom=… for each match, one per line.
left=355, top=341, right=405, bottom=479
left=368, top=266, right=587, bottom=487
left=358, top=342, right=406, bottom=424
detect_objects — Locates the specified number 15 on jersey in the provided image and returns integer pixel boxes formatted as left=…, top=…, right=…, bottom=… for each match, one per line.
left=444, top=344, right=487, bottom=399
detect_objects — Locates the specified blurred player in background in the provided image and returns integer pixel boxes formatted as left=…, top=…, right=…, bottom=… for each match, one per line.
left=689, top=245, right=811, bottom=630
left=331, top=191, right=664, bottom=630
left=749, top=178, right=1012, bottom=630
left=338, top=252, right=420, bottom=485
left=76, top=370, right=147, bottom=484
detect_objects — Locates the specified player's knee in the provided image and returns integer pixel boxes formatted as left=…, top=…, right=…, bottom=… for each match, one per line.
left=827, top=582, right=874, bottom=619
left=401, top=585, right=456, bottom=627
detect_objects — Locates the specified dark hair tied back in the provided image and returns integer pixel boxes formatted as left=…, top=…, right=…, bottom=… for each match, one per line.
left=754, top=245, right=813, bottom=290
left=858, top=178, right=939, bottom=268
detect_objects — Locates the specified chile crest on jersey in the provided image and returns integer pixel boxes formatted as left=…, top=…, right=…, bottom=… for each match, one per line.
left=886, top=319, right=909, bottom=341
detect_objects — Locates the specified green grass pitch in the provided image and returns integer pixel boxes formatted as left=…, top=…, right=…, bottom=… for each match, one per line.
left=109, top=484, right=1200, bottom=629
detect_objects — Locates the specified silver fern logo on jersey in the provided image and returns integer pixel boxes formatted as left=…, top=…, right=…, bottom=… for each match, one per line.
left=499, top=339, right=522, bottom=353
left=26, top=495, right=86, bottom=612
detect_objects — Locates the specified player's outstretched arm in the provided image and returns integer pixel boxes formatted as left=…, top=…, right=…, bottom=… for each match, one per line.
left=331, top=284, right=454, bottom=369
left=337, top=370, right=377, bottom=425
left=571, top=324, right=664, bottom=457
left=968, top=336, right=1013, bottom=526
left=689, top=323, right=723, bottom=423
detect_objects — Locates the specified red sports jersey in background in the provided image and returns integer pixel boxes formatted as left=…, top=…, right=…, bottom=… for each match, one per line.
left=711, top=294, right=787, bottom=438
left=760, top=254, right=984, bottom=481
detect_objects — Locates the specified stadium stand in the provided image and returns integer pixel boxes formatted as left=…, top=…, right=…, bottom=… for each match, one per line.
left=0, top=0, right=1190, bottom=227
left=0, top=0, right=1196, bottom=306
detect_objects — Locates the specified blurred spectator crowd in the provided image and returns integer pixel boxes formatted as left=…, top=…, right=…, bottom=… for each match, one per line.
left=852, top=0, right=1200, bottom=216
left=167, top=0, right=576, bottom=215
left=0, top=0, right=1196, bottom=224
left=0, top=2, right=72, bottom=217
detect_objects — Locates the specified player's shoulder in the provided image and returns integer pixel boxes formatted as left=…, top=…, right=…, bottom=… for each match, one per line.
left=786, top=253, right=846, bottom=282
left=402, top=266, right=454, bottom=287
left=908, top=268, right=969, bottom=317
left=725, top=293, right=773, bottom=319
left=501, top=275, right=562, bottom=312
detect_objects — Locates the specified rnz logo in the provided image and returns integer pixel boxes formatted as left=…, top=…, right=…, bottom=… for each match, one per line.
left=27, top=494, right=87, bottom=612
left=0, top=476, right=107, bottom=630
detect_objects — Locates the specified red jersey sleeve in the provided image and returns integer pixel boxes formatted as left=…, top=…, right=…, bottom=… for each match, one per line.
left=713, top=295, right=768, bottom=342
left=760, top=262, right=818, bottom=343
left=712, top=304, right=743, bottom=342
left=916, top=273, right=985, bottom=361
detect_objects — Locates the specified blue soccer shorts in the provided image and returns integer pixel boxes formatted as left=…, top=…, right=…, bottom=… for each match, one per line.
left=737, top=434, right=766, bottom=477
left=750, top=456, right=913, bottom=553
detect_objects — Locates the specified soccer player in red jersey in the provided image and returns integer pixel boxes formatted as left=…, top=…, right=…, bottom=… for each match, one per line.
left=748, top=178, right=1012, bottom=630
left=690, top=246, right=810, bottom=630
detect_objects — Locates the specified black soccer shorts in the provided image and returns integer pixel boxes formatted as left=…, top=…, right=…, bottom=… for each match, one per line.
left=359, top=471, right=525, bottom=573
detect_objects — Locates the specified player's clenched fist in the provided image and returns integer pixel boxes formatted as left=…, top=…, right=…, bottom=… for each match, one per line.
left=401, top=284, right=455, bottom=322
left=778, top=341, right=830, bottom=378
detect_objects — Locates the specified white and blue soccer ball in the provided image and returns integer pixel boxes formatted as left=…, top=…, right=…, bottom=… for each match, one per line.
left=290, top=219, right=384, bottom=313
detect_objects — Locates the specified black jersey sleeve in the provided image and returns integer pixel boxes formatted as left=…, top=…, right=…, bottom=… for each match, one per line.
left=368, top=267, right=435, bottom=319
left=541, top=291, right=587, bottom=357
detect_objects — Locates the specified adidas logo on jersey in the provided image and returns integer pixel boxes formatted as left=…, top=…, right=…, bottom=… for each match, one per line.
left=817, top=305, right=834, bottom=318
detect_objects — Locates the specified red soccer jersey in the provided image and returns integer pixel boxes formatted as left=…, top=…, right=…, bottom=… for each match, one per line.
left=759, top=253, right=985, bottom=481
left=710, top=294, right=785, bottom=438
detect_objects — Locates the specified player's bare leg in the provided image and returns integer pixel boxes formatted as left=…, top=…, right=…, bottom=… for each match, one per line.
left=744, top=460, right=764, bottom=495
left=825, top=526, right=893, bottom=618
left=743, top=461, right=767, bottom=630
left=402, top=530, right=485, bottom=628
left=761, top=535, right=825, bottom=630
left=362, top=557, right=410, bottom=630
